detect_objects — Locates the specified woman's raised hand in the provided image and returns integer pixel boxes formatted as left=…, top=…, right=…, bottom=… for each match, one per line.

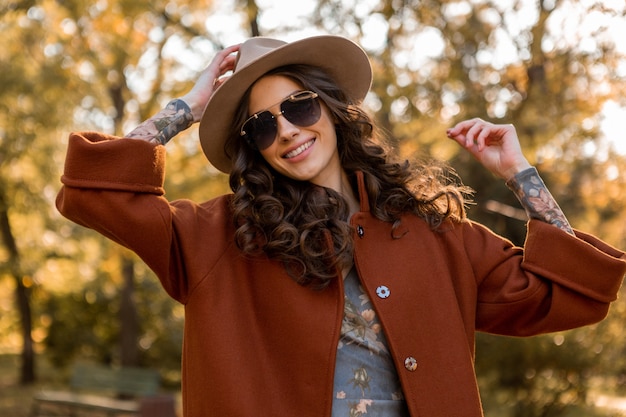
left=181, top=44, right=241, bottom=122
left=446, top=118, right=532, bottom=180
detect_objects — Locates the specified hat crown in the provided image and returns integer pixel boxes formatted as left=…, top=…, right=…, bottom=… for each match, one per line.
left=235, top=38, right=287, bottom=73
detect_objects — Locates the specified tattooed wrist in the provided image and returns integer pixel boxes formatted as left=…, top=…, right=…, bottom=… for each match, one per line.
left=506, top=167, right=575, bottom=235
left=125, top=99, right=194, bottom=145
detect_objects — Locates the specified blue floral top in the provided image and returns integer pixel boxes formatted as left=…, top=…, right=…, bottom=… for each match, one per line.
left=332, top=267, right=410, bottom=416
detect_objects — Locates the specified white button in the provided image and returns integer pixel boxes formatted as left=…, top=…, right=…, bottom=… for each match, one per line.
left=376, top=285, right=390, bottom=299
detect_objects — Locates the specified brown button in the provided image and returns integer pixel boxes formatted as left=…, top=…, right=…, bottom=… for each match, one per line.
left=404, top=356, right=418, bottom=371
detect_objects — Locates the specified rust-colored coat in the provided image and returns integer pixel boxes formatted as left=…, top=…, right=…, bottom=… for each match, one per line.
left=57, top=132, right=626, bottom=417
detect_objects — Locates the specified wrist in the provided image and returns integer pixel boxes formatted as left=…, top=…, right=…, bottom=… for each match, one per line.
left=502, top=160, right=533, bottom=182
left=505, top=166, right=537, bottom=189
left=179, top=94, right=205, bottom=122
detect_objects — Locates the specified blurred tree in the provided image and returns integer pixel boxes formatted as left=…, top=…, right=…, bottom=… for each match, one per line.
left=37, top=0, right=231, bottom=371
left=0, top=0, right=229, bottom=382
left=42, top=244, right=185, bottom=383
left=2, top=1, right=625, bottom=414
left=0, top=0, right=88, bottom=384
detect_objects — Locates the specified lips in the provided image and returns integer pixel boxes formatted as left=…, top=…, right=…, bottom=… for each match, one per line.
left=283, top=139, right=315, bottom=159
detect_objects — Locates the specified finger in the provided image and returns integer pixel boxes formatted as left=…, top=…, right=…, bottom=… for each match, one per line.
left=203, top=45, right=239, bottom=76
left=449, top=133, right=481, bottom=156
left=464, top=121, right=486, bottom=148
left=447, top=118, right=476, bottom=138
left=475, top=126, right=494, bottom=151
left=446, top=135, right=467, bottom=151
left=218, top=54, right=238, bottom=75
left=216, top=43, right=241, bottom=59
left=447, top=117, right=487, bottom=143
left=212, top=45, right=240, bottom=84
left=446, top=130, right=472, bottom=150
left=218, top=44, right=240, bottom=67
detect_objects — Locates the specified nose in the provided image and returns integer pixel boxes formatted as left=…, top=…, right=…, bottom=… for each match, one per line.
left=275, top=112, right=299, bottom=142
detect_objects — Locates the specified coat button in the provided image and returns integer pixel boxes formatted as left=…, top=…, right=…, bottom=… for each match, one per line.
left=404, top=357, right=418, bottom=371
left=356, top=225, right=364, bottom=238
left=375, top=285, right=390, bottom=299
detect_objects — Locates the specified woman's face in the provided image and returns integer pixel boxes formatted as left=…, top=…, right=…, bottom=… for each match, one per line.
left=247, top=75, right=344, bottom=189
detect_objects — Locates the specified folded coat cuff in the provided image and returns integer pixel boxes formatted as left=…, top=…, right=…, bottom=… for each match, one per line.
left=61, top=132, right=166, bottom=195
left=523, top=219, right=626, bottom=303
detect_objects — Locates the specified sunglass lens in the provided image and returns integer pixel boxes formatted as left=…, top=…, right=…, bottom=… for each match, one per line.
left=282, top=96, right=321, bottom=127
left=246, top=112, right=277, bottom=150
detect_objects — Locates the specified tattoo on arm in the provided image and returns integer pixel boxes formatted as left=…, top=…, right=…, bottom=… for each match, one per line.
left=506, top=167, right=575, bottom=236
left=125, top=99, right=194, bottom=145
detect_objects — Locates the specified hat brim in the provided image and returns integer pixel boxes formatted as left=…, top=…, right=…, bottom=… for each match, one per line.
left=198, top=35, right=372, bottom=173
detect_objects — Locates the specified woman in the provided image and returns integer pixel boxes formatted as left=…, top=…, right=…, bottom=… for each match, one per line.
left=57, top=35, right=626, bottom=417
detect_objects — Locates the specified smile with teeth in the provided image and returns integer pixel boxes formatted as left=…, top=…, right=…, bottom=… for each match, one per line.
left=283, top=139, right=315, bottom=159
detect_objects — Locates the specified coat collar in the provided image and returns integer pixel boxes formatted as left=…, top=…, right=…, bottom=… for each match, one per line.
left=354, top=171, right=370, bottom=213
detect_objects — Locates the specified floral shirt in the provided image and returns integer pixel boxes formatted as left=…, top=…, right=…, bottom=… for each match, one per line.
left=332, top=267, right=410, bottom=416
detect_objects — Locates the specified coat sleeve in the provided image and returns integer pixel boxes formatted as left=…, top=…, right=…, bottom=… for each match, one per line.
left=463, top=219, right=626, bottom=336
left=55, top=132, right=231, bottom=303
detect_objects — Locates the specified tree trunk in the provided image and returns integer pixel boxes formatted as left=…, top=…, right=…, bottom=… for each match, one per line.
left=246, top=0, right=260, bottom=36
left=108, top=72, right=140, bottom=367
left=15, top=277, right=35, bottom=384
left=0, top=188, right=35, bottom=384
left=119, top=255, right=140, bottom=367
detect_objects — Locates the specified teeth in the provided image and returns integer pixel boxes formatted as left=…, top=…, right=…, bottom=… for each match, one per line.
left=284, top=139, right=314, bottom=158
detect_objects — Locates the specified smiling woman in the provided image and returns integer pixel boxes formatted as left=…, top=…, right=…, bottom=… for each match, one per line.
left=55, top=34, right=626, bottom=417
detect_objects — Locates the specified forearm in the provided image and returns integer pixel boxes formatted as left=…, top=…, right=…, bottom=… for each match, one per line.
left=506, top=167, right=575, bottom=236
left=125, top=99, right=194, bottom=145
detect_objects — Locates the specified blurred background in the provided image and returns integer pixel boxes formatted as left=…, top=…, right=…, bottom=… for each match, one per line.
left=1, top=0, right=625, bottom=416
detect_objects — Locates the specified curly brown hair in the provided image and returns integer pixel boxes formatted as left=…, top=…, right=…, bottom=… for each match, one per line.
left=223, top=64, right=472, bottom=288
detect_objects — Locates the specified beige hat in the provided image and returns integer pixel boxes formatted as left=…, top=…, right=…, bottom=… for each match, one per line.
left=198, top=35, right=372, bottom=173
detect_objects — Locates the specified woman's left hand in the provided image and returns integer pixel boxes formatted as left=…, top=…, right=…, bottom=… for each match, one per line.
left=446, top=118, right=532, bottom=180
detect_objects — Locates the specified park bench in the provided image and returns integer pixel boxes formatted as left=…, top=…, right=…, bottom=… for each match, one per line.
left=30, top=362, right=174, bottom=417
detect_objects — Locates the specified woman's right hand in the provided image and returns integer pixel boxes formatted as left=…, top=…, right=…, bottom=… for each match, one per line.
left=181, top=44, right=241, bottom=122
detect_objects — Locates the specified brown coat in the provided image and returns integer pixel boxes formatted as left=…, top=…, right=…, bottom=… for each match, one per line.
left=57, top=132, right=626, bottom=417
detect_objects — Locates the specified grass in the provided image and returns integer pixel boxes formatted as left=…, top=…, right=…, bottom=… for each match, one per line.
left=0, top=353, right=182, bottom=417
left=1, top=354, right=41, bottom=417
left=0, top=353, right=77, bottom=417
left=482, top=400, right=626, bottom=417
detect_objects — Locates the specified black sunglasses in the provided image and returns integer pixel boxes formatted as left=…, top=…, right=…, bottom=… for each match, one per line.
left=240, top=91, right=321, bottom=150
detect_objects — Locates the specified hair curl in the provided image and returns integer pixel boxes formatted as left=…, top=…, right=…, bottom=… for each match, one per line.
left=224, top=65, right=472, bottom=288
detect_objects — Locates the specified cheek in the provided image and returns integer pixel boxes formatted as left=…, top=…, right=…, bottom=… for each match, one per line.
left=321, top=119, right=339, bottom=146
left=322, top=108, right=339, bottom=139
left=258, top=147, right=282, bottom=170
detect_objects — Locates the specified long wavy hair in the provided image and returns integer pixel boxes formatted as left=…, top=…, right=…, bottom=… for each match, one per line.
left=224, top=64, right=472, bottom=288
